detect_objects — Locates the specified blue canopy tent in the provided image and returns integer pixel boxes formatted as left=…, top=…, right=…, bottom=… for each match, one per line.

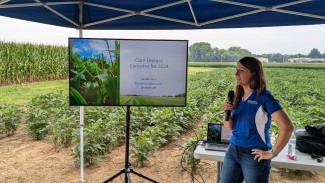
left=1, top=0, right=325, bottom=30
left=1, top=0, right=325, bottom=182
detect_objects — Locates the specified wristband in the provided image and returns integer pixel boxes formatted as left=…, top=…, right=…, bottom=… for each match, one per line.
left=271, top=150, right=278, bottom=159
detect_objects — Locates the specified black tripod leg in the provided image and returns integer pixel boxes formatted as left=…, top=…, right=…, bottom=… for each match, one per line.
left=102, top=168, right=126, bottom=183
left=130, top=169, right=160, bottom=183
left=102, top=107, right=160, bottom=183
left=127, top=172, right=132, bottom=183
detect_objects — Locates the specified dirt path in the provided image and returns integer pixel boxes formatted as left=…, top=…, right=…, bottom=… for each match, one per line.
left=0, top=124, right=324, bottom=183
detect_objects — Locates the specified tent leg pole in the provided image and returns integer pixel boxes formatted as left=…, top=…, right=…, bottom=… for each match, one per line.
left=79, top=2, right=84, bottom=182
left=80, top=106, right=85, bottom=182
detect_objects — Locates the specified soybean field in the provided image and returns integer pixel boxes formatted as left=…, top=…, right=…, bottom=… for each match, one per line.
left=0, top=47, right=324, bottom=166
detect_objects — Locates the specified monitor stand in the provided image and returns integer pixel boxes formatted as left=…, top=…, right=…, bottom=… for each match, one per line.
left=102, top=106, right=159, bottom=183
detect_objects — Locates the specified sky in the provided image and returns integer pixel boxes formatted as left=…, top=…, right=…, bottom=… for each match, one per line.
left=1, top=16, right=325, bottom=55
left=71, top=39, right=116, bottom=61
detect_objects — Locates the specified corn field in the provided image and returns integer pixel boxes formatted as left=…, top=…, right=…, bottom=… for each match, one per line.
left=0, top=41, right=67, bottom=85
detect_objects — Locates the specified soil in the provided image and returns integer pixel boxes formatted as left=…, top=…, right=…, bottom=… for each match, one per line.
left=0, top=121, right=324, bottom=183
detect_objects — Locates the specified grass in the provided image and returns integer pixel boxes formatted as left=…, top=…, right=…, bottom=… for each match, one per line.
left=0, top=80, right=68, bottom=107
left=1, top=67, right=212, bottom=107
left=120, top=96, right=185, bottom=106
left=188, top=67, right=218, bottom=74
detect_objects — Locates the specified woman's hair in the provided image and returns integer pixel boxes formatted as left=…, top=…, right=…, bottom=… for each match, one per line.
left=233, top=57, right=267, bottom=108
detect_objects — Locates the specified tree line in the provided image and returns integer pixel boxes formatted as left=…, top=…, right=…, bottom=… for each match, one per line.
left=189, top=42, right=325, bottom=62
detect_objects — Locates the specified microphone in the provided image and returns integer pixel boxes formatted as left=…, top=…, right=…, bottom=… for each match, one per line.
left=225, top=90, right=235, bottom=121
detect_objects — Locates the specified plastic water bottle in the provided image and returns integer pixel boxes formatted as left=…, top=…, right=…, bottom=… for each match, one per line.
left=288, top=133, right=296, bottom=156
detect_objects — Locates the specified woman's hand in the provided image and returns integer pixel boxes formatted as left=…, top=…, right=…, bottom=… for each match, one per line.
left=223, top=100, right=234, bottom=130
left=223, top=100, right=234, bottom=113
left=251, top=149, right=274, bottom=162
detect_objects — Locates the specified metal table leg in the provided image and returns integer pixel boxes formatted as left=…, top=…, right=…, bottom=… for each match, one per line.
left=215, top=161, right=219, bottom=183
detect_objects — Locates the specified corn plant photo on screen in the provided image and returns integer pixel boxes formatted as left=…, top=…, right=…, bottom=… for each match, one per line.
left=69, top=38, right=188, bottom=107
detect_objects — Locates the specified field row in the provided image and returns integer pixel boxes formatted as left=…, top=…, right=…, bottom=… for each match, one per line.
left=0, top=41, right=67, bottom=85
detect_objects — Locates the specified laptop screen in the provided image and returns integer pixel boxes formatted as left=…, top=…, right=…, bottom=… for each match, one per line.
left=207, top=123, right=231, bottom=143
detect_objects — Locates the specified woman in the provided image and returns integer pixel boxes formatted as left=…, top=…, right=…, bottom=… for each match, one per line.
left=221, top=57, right=294, bottom=183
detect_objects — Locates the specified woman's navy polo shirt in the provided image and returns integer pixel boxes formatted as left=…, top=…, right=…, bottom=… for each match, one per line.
left=230, top=90, right=282, bottom=150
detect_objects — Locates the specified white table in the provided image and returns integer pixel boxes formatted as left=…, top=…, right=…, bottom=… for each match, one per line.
left=194, top=143, right=325, bottom=183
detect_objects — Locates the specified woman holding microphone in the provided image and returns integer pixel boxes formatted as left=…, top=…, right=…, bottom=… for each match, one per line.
left=221, top=57, right=294, bottom=183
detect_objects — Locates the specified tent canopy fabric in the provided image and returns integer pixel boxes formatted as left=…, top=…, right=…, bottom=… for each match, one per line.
left=1, top=0, right=325, bottom=30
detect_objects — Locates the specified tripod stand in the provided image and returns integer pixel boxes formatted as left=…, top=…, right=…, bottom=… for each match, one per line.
left=103, top=106, right=159, bottom=183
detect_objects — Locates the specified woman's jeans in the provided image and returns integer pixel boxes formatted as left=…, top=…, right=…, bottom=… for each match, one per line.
left=220, top=143, right=271, bottom=183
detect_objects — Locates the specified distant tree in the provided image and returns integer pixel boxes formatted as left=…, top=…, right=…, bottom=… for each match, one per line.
left=227, top=47, right=252, bottom=62
left=189, top=42, right=214, bottom=62
left=271, top=53, right=284, bottom=62
left=219, top=49, right=228, bottom=62
left=188, top=41, right=322, bottom=62
left=308, top=48, right=322, bottom=58
left=213, top=47, right=221, bottom=61
left=283, top=54, right=290, bottom=62
left=290, top=53, right=306, bottom=58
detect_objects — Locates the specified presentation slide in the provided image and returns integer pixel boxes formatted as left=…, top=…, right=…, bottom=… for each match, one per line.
left=119, top=40, right=187, bottom=106
left=69, top=38, right=188, bottom=107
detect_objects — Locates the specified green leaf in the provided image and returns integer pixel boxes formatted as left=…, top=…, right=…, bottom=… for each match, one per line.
left=70, top=87, right=87, bottom=105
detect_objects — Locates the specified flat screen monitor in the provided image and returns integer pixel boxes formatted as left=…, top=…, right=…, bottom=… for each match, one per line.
left=69, top=38, right=188, bottom=107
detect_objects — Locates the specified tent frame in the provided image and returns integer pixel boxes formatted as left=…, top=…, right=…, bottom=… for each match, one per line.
left=1, top=0, right=325, bottom=29
left=1, top=0, right=325, bottom=182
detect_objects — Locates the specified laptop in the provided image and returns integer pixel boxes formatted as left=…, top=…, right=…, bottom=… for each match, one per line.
left=205, top=123, right=231, bottom=151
